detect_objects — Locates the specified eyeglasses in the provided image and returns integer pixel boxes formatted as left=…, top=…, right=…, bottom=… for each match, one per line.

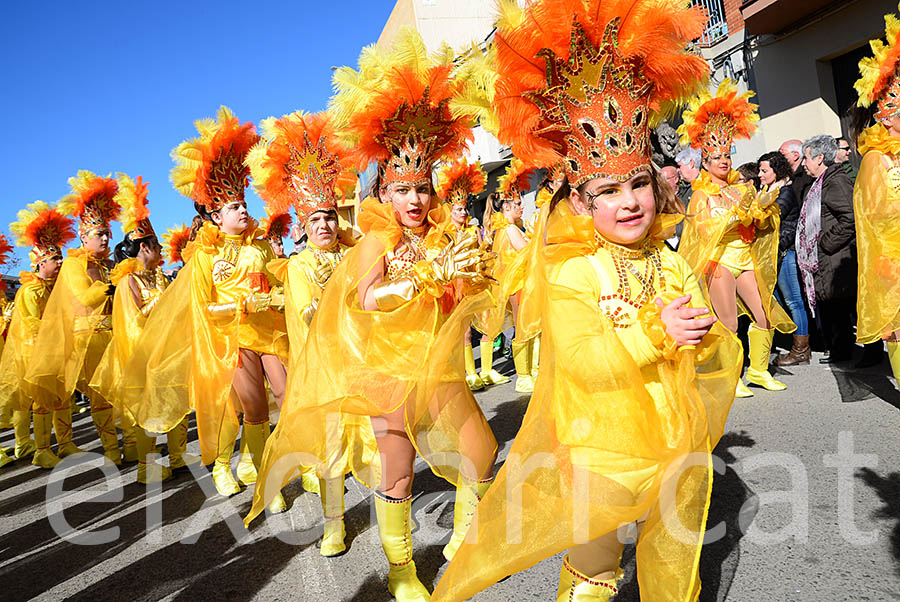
left=838, top=146, right=851, bottom=151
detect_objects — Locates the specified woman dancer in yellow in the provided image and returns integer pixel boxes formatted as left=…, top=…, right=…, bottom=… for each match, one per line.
left=678, top=80, right=794, bottom=397
left=432, top=1, right=741, bottom=600
left=851, top=4, right=900, bottom=381
left=438, top=158, right=489, bottom=391
left=121, top=107, right=289, bottom=509
left=89, top=174, right=192, bottom=483
left=246, top=109, right=361, bottom=555
left=246, top=31, right=497, bottom=601
left=26, top=172, right=123, bottom=463
left=1, top=204, right=78, bottom=468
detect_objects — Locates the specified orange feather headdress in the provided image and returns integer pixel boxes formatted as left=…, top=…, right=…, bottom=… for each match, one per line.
left=59, top=170, right=120, bottom=236
left=678, top=79, right=759, bottom=157
left=259, top=212, right=292, bottom=242
left=10, top=201, right=76, bottom=267
left=162, top=224, right=191, bottom=265
left=329, top=28, right=473, bottom=189
left=856, top=3, right=900, bottom=122
left=492, top=0, right=709, bottom=186
left=437, top=159, right=487, bottom=207
left=0, top=234, right=12, bottom=267
left=171, top=106, right=259, bottom=211
left=115, top=173, right=156, bottom=241
left=498, top=158, right=537, bottom=201
left=247, top=111, right=355, bottom=225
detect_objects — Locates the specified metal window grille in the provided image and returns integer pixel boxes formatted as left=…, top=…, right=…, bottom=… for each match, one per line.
left=692, top=0, right=729, bottom=46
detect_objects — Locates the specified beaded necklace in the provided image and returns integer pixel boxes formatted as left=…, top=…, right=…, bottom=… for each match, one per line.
left=386, top=226, right=428, bottom=279
left=595, top=235, right=664, bottom=328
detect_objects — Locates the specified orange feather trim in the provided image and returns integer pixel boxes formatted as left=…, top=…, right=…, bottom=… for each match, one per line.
left=162, top=224, right=192, bottom=265
left=17, top=204, right=76, bottom=249
left=437, top=159, right=487, bottom=204
left=260, top=212, right=292, bottom=240
left=498, top=158, right=537, bottom=200
left=0, top=234, right=12, bottom=267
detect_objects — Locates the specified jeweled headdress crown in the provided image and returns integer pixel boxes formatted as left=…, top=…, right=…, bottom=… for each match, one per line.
left=678, top=79, right=759, bottom=158
left=437, top=159, right=487, bottom=207
left=115, top=173, right=156, bottom=241
left=59, top=170, right=120, bottom=236
left=10, top=201, right=76, bottom=267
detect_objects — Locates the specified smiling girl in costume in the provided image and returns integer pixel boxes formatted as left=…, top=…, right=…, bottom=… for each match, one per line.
left=432, top=1, right=741, bottom=600
left=677, top=81, right=795, bottom=397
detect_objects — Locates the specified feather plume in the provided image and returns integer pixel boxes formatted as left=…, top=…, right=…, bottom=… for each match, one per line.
left=0, top=234, right=12, bottom=268
left=162, top=224, right=191, bottom=265
left=498, top=158, right=537, bottom=199
left=114, top=173, right=151, bottom=235
left=260, top=212, right=292, bottom=240
left=856, top=7, right=900, bottom=107
left=450, top=43, right=500, bottom=134
left=11, top=201, right=76, bottom=249
left=58, top=170, right=120, bottom=226
left=437, top=158, right=487, bottom=203
left=677, top=78, right=759, bottom=149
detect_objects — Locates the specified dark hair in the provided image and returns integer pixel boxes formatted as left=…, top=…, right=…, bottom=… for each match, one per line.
left=114, top=235, right=157, bottom=263
left=189, top=203, right=213, bottom=241
left=737, top=162, right=761, bottom=190
left=757, top=151, right=792, bottom=182
left=549, top=166, right=684, bottom=216
left=848, top=104, right=876, bottom=146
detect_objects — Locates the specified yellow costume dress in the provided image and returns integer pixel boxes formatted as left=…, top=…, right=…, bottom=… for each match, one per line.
left=122, top=222, right=288, bottom=463
left=854, top=124, right=900, bottom=351
left=433, top=205, right=742, bottom=602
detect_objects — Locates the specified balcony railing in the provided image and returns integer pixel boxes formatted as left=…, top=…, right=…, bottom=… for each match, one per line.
left=692, top=0, right=729, bottom=46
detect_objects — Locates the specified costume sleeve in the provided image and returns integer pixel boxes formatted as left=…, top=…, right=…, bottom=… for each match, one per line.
left=70, top=270, right=109, bottom=309
left=818, top=173, right=856, bottom=255
left=20, top=287, right=43, bottom=332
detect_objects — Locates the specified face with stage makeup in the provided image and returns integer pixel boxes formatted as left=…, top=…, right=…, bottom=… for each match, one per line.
left=81, top=228, right=110, bottom=255
left=304, top=210, right=339, bottom=248
left=211, top=201, right=250, bottom=235
left=570, top=170, right=657, bottom=246
left=382, top=181, right=431, bottom=228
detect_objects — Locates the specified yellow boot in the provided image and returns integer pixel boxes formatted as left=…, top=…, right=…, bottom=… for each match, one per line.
left=888, top=341, right=900, bottom=383
left=53, top=407, right=84, bottom=457
left=745, top=325, right=786, bottom=391
left=464, top=345, right=485, bottom=391
left=212, top=419, right=241, bottom=497
left=122, top=421, right=139, bottom=463
left=301, top=468, right=321, bottom=494
left=512, top=339, right=534, bottom=394
left=242, top=420, right=287, bottom=514
left=0, top=449, right=12, bottom=468
left=12, top=409, right=35, bottom=459
left=530, top=335, right=541, bottom=378
left=735, top=379, right=754, bottom=398
left=236, top=428, right=257, bottom=485
left=557, top=555, right=622, bottom=602
left=32, top=410, right=60, bottom=469
left=136, top=428, right=172, bottom=485
left=318, top=476, right=346, bottom=557
left=478, top=340, right=509, bottom=386
left=91, top=406, right=121, bottom=465
left=443, top=477, right=492, bottom=561
left=374, top=493, right=431, bottom=601
left=167, top=416, right=198, bottom=470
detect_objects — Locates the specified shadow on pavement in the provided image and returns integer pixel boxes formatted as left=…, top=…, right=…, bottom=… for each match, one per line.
left=856, top=467, right=900, bottom=576
left=830, top=363, right=900, bottom=409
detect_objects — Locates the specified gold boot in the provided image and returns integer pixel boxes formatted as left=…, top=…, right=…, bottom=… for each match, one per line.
left=0, top=449, right=12, bottom=468
left=91, top=406, right=121, bottom=465
left=242, top=420, right=287, bottom=513
left=167, top=416, right=198, bottom=470
left=54, top=408, right=84, bottom=457
left=318, top=476, right=346, bottom=557
left=301, top=468, right=321, bottom=494
left=888, top=341, right=900, bottom=383
left=374, top=493, right=431, bottom=601
left=557, top=555, right=622, bottom=602
left=512, top=339, right=534, bottom=393
left=478, top=340, right=509, bottom=386
left=443, top=477, right=492, bottom=561
left=122, top=422, right=139, bottom=463
left=735, top=379, right=754, bottom=398
left=236, top=428, right=257, bottom=485
left=745, top=325, right=786, bottom=391
left=464, top=345, right=485, bottom=391
left=136, top=428, right=172, bottom=485
left=530, top=335, right=541, bottom=378
left=212, top=419, right=241, bottom=497
left=12, top=409, right=35, bottom=458
left=32, top=410, right=60, bottom=469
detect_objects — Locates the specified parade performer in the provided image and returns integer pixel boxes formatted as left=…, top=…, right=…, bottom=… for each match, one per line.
left=489, top=158, right=538, bottom=393
left=1, top=204, right=77, bottom=468
left=431, top=1, right=741, bottom=600
left=246, top=109, right=362, bottom=554
left=245, top=30, right=498, bottom=601
left=25, top=172, right=123, bottom=463
left=89, top=174, right=191, bottom=483
left=260, top=211, right=291, bottom=259
left=851, top=3, right=900, bottom=381
left=437, top=158, right=489, bottom=391
left=678, top=79, right=794, bottom=397
left=121, top=107, right=289, bottom=509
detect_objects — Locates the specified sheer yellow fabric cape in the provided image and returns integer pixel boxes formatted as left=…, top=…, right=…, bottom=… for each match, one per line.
left=0, top=273, right=49, bottom=412
left=246, top=199, right=498, bottom=524
left=25, top=249, right=112, bottom=411
left=474, top=213, right=526, bottom=338
left=90, top=259, right=158, bottom=425
left=679, top=170, right=794, bottom=333
left=431, top=203, right=742, bottom=602
left=854, top=124, right=900, bottom=342
left=120, top=224, right=288, bottom=463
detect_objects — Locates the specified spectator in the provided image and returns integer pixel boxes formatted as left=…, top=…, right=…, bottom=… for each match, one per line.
left=675, top=146, right=701, bottom=208
left=797, top=134, right=857, bottom=363
left=780, top=139, right=813, bottom=202
left=659, top=163, right=680, bottom=192
left=737, top=161, right=760, bottom=190
left=835, top=136, right=858, bottom=182
left=759, top=151, right=808, bottom=365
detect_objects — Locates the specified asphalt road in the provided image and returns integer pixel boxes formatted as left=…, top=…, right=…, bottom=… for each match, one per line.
left=1, top=347, right=899, bottom=602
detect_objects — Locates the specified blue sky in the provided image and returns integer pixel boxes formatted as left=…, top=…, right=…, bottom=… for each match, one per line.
left=0, top=1, right=394, bottom=271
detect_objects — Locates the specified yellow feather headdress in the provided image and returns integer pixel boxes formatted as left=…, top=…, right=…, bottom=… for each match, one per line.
left=678, top=79, right=759, bottom=157
left=10, top=200, right=76, bottom=267
left=855, top=3, right=900, bottom=122
left=114, top=173, right=156, bottom=241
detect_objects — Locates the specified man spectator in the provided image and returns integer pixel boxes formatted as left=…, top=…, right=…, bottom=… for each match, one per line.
left=660, top=163, right=680, bottom=192
left=835, top=136, right=858, bottom=182
left=780, top=139, right=813, bottom=202
left=796, top=134, right=856, bottom=363
left=675, top=146, right=700, bottom=208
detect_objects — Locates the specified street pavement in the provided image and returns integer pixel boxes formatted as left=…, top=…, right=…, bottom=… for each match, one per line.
left=1, top=347, right=900, bottom=601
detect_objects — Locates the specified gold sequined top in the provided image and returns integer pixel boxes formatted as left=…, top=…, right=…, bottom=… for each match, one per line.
left=386, top=226, right=429, bottom=280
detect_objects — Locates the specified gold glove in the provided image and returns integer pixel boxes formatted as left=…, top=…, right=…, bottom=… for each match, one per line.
left=312, top=261, right=334, bottom=289
left=244, top=292, right=271, bottom=314
left=756, top=186, right=778, bottom=209
left=269, top=286, right=285, bottom=312
left=413, top=231, right=493, bottom=296
left=139, top=294, right=160, bottom=317
left=207, top=302, right=238, bottom=318
left=301, top=297, right=319, bottom=326
left=373, top=278, right=417, bottom=312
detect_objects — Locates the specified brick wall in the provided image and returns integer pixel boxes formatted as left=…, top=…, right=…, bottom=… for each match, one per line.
left=724, top=0, right=745, bottom=34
